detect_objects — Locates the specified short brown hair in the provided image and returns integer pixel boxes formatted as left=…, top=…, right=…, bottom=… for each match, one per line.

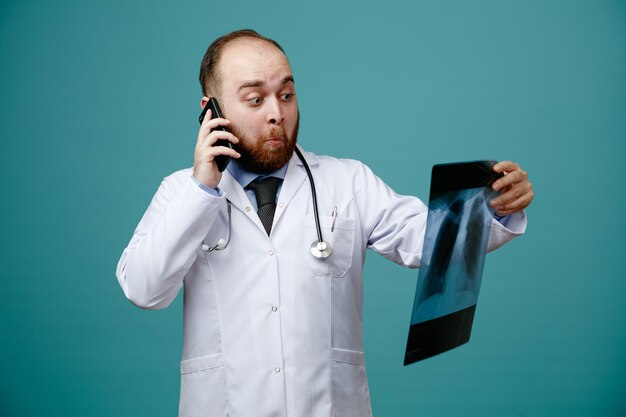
left=199, top=29, right=286, bottom=97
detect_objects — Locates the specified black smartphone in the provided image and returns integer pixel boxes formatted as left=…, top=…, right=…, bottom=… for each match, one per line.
left=199, top=97, right=232, bottom=172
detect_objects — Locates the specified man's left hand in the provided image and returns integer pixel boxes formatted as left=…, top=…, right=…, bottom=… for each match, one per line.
left=490, top=161, right=534, bottom=217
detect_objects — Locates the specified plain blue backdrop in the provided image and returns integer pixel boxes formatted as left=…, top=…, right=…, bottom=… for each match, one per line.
left=1, top=0, right=625, bottom=416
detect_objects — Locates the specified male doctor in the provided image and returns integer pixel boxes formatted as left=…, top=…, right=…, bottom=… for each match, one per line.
left=116, top=29, right=534, bottom=417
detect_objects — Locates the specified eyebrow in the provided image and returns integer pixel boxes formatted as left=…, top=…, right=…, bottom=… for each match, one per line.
left=237, top=76, right=295, bottom=92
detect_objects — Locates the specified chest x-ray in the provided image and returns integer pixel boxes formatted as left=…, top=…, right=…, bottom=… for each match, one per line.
left=404, top=161, right=501, bottom=365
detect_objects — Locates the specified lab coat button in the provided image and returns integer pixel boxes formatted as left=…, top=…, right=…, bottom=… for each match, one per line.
left=268, top=250, right=274, bottom=256
left=271, top=306, right=278, bottom=312
left=274, top=367, right=281, bottom=373
left=245, top=206, right=251, bottom=212
left=278, top=202, right=284, bottom=208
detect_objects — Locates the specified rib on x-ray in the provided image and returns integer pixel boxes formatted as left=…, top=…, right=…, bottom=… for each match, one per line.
left=404, top=161, right=500, bottom=365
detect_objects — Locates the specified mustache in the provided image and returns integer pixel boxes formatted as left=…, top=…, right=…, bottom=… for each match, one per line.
left=263, top=127, right=287, bottom=140
left=232, top=127, right=288, bottom=153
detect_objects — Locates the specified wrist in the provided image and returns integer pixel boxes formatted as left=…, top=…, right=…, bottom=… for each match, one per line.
left=191, top=175, right=220, bottom=196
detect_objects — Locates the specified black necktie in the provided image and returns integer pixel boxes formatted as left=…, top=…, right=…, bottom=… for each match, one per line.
left=247, top=176, right=282, bottom=235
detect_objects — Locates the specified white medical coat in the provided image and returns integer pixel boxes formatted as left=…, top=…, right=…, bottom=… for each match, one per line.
left=116, top=146, right=526, bottom=417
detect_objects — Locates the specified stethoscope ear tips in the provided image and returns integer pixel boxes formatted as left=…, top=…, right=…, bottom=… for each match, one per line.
left=201, top=239, right=227, bottom=252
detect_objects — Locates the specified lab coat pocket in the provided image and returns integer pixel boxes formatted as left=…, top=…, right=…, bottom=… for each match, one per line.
left=330, top=348, right=372, bottom=417
left=305, top=215, right=355, bottom=278
left=179, top=353, right=228, bottom=417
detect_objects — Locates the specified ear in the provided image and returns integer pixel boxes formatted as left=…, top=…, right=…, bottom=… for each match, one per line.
left=200, top=96, right=211, bottom=109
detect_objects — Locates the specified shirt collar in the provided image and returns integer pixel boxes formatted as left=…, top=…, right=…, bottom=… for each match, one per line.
left=226, top=159, right=288, bottom=189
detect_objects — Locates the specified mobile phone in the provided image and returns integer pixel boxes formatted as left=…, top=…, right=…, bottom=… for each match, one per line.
left=199, top=97, right=232, bottom=172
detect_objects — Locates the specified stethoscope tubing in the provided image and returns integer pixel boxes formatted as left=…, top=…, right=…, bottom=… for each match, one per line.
left=203, top=147, right=331, bottom=258
left=294, top=147, right=324, bottom=244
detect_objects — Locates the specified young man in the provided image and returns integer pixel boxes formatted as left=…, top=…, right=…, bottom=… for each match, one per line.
left=117, top=29, right=533, bottom=417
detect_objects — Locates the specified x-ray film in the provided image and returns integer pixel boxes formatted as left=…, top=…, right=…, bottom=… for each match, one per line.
left=404, top=161, right=502, bottom=365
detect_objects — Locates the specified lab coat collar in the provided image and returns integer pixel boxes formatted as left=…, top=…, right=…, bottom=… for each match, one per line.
left=217, top=170, right=250, bottom=210
left=217, top=171, right=271, bottom=236
left=294, top=144, right=320, bottom=167
left=272, top=145, right=310, bottom=228
left=217, top=144, right=317, bottom=237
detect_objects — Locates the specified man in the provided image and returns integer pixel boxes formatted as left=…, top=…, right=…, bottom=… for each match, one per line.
left=116, top=29, right=533, bottom=417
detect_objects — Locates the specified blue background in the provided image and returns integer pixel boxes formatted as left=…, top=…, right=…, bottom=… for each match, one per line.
left=1, top=1, right=624, bottom=416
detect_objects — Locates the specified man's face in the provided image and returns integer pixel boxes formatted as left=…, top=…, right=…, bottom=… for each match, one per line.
left=204, top=38, right=299, bottom=173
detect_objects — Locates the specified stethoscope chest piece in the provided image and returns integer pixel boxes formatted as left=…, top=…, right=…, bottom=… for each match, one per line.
left=310, top=240, right=333, bottom=259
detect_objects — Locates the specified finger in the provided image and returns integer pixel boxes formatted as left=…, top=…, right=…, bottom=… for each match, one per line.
left=196, top=109, right=212, bottom=144
left=210, top=146, right=241, bottom=159
left=493, top=160, right=520, bottom=174
left=200, top=130, right=240, bottom=148
left=200, top=108, right=212, bottom=126
left=205, top=117, right=231, bottom=131
left=197, top=116, right=231, bottom=144
left=492, top=169, right=528, bottom=191
left=197, top=141, right=241, bottom=158
left=491, top=180, right=532, bottom=207
left=197, top=146, right=241, bottom=163
left=494, top=191, right=534, bottom=215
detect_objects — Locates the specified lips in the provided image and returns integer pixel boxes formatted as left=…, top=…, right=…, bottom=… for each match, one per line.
left=264, top=136, right=285, bottom=147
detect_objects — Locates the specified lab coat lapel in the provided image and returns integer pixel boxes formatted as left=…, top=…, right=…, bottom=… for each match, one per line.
left=218, top=169, right=267, bottom=235
left=273, top=145, right=320, bottom=227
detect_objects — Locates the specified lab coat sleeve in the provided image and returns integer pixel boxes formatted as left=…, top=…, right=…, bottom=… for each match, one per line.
left=116, top=173, right=224, bottom=309
left=486, top=210, right=527, bottom=251
left=354, top=162, right=526, bottom=269
left=354, top=162, right=429, bottom=268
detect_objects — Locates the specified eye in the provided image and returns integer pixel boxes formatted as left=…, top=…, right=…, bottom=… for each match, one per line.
left=281, top=92, right=294, bottom=101
left=247, top=97, right=263, bottom=105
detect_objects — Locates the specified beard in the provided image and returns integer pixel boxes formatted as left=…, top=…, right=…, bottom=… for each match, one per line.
left=230, top=114, right=299, bottom=174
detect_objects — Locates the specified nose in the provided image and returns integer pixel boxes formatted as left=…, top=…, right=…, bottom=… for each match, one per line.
left=265, top=98, right=284, bottom=125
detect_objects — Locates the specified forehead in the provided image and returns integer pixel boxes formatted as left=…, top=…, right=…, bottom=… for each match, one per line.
left=218, top=39, right=292, bottom=90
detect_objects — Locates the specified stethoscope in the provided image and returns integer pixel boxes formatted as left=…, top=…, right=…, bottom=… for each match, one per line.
left=202, top=147, right=333, bottom=259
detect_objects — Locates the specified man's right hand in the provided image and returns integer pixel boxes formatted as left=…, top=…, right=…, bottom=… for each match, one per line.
left=193, top=109, right=241, bottom=189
